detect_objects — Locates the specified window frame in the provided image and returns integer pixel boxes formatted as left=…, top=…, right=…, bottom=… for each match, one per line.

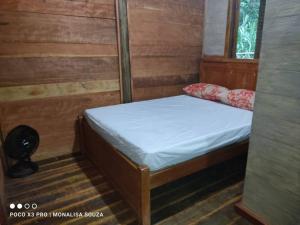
left=225, top=0, right=266, bottom=59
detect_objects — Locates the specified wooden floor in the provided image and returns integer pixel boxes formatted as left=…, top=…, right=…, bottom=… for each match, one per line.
left=6, top=154, right=252, bottom=225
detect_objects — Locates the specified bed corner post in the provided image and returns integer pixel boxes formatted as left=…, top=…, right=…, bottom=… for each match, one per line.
left=77, top=115, right=86, bottom=154
left=139, top=165, right=151, bottom=225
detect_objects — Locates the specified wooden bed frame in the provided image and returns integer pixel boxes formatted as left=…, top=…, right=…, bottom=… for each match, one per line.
left=79, top=57, right=258, bottom=225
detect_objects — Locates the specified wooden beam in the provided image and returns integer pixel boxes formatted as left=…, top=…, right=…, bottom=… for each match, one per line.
left=0, top=80, right=120, bottom=102
left=224, top=0, right=240, bottom=58
left=0, top=0, right=116, bottom=19
left=0, top=43, right=118, bottom=57
left=0, top=11, right=117, bottom=45
left=117, top=0, right=132, bottom=103
left=235, top=201, right=269, bottom=225
left=254, top=0, right=266, bottom=59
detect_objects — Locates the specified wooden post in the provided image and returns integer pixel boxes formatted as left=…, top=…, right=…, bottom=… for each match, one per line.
left=116, top=0, right=132, bottom=103
left=139, top=166, right=151, bottom=225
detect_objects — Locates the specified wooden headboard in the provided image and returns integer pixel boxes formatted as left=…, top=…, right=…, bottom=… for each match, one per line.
left=200, top=57, right=259, bottom=91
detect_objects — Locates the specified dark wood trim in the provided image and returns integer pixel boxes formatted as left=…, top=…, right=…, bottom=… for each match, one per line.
left=115, top=0, right=123, bottom=103
left=150, top=141, right=248, bottom=188
left=80, top=117, right=249, bottom=225
left=254, top=0, right=266, bottom=59
left=139, top=166, right=150, bottom=225
left=0, top=201, right=6, bottom=225
left=224, top=0, right=234, bottom=57
left=231, top=0, right=240, bottom=58
left=224, top=0, right=240, bottom=58
left=77, top=115, right=86, bottom=155
left=0, top=124, right=8, bottom=172
left=225, top=0, right=265, bottom=59
left=0, top=146, right=6, bottom=225
left=235, top=201, right=269, bottom=225
left=202, top=56, right=258, bottom=64
left=116, top=0, right=132, bottom=103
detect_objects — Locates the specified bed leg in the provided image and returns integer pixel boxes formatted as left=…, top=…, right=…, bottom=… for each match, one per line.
left=139, top=166, right=151, bottom=225
left=77, top=115, right=86, bottom=154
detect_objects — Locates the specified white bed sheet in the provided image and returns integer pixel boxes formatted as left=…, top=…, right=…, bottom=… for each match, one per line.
left=84, top=95, right=253, bottom=171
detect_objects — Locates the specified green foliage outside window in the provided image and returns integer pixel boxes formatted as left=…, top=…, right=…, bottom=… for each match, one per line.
left=236, top=0, right=260, bottom=59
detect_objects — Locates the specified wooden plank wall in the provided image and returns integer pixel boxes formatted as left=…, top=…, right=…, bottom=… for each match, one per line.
left=127, top=0, right=205, bottom=101
left=242, top=0, right=300, bottom=224
left=200, top=57, right=258, bottom=90
left=0, top=0, right=121, bottom=160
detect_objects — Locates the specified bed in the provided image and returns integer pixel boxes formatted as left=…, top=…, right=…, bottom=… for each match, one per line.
left=80, top=57, right=258, bottom=225
left=84, top=95, right=252, bottom=172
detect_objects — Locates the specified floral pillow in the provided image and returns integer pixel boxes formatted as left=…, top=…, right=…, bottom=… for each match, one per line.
left=183, top=83, right=228, bottom=101
left=222, top=89, right=255, bottom=111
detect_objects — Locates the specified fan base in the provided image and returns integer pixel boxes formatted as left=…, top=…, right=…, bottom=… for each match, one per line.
left=7, top=160, right=39, bottom=178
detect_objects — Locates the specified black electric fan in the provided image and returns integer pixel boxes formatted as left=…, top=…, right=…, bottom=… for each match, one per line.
left=4, top=125, right=39, bottom=178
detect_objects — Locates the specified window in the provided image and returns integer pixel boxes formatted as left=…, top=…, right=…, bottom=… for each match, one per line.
left=236, top=0, right=260, bottom=59
left=226, top=0, right=266, bottom=59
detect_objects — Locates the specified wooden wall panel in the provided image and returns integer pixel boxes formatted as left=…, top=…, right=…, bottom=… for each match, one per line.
left=131, top=56, right=200, bottom=77
left=0, top=57, right=119, bottom=87
left=127, top=0, right=204, bottom=101
left=0, top=0, right=116, bottom=19
left=200, top=57, right=258, bottom=90
left=1, top=91, right=120, bottom=160
left=133, top=74, right=198, bottom=88
left=0, top=80, right=119, bottom=101
left=133, top=85, right=186, bottom=101
left=0, top=0, right=121, bottom=160
left=0, top=12, right=116, bottom=44
left=0, top=43, right=118, bottom=57
left=241, top=1, right=300, bottom=225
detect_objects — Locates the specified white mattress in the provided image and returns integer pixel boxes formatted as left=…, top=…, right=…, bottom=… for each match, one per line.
left=84, top=95, right=253, bottom=171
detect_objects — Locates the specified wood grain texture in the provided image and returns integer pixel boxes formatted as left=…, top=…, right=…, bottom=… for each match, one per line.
left=0, top=11, right=117, bottom=44
left=0, top=57, right=119, bottom=87
left=1, top=92, right=120, bottom=160
left=118, top=0, right=132, bottom=103
left=0, top=0, right=116, bottom=19
left=129, top=0, right=204, bottom=10
left=0, top=1, right=120, bottom=160
left=242, top=1, right=300, bottom=225
left=130, top=23, right=202, bottom=47
left=81, top=117, right=249, bottom=224
left=224, top=0, right=240, bottom=58
left=133, top=85, right=186, bottom=101
left=81, top=118, right=150, bottom=225
left=235, top=202, right=268, bottom=225
left=200, top=57, right=258, bottom=90
left=254, top=0, right=266, bottom=59
left=150, top=141, right=248, bottom=189
left=131, top=56, right=200, bottom=78
left=6, top=154, right=250, bottom=225
left=131, top=46, right=202, bottom=57
left=133, top=74, right=198, bottom=88
left=0, top=80, right=119, bottom=101
left=0, top=43, right=118, bottom=57
left=0, top=43, right=118, bottom=58
left=127, top=0, right=204, bottom=101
